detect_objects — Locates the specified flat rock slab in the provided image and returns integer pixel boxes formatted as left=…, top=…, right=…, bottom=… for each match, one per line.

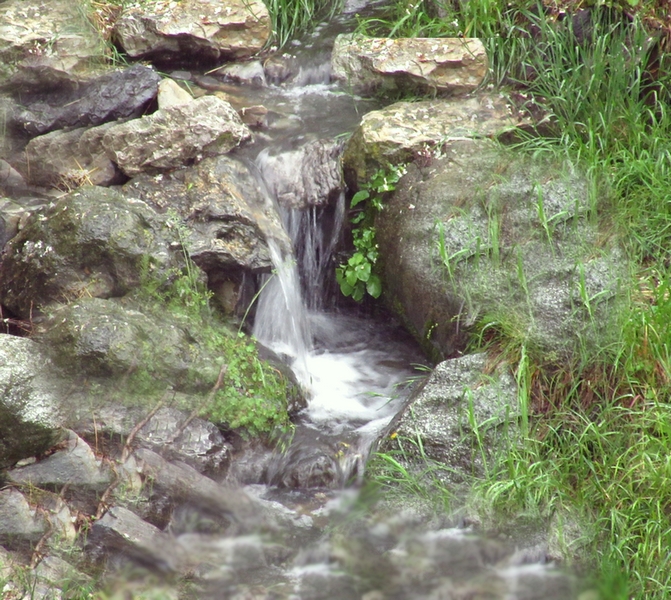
left=89, top=505, right=188, bottom=572
left=10, top=65, right=161, bottom=136
left=344, top=94, right=527, bottom=183
left=114, top=0, right=271, bottom=64
left=102, top=95, right=251, bottom=176
left=332, top=35, right=487, bottom=96
left=8, top=431, right=112, bottom=491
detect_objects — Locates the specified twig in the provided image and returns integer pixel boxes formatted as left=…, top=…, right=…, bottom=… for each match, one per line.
left=166, top=363, right=228, bottom=445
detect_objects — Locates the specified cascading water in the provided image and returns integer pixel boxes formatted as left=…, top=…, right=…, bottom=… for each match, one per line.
left=109, top=6, right=582, bottom=597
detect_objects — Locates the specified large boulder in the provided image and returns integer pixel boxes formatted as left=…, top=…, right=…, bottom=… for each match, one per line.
left=9, top=65, right=161, bottom=136
left=101, top=95, right=252, bottom=176
left=0, top=186, right=181, bottom=318
left=331, top=35, right=487, bottom=96
left=0, top=0, right=106, bottom=91
left=113, top=0, right=271, bottom=64
left=0, top=336, right=68, bottom=467
left=376, top=140, right=628, bottom=360
left=35, top=297, right=222, bottom=389
left=343, top=94, right=526, bottom=185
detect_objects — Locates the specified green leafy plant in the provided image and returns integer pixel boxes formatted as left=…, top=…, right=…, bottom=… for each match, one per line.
left=336, top=164, right=407, bottom=302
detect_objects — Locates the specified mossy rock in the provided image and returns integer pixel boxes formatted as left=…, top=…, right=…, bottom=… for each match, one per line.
left=0, top=186, right=182, bottom=318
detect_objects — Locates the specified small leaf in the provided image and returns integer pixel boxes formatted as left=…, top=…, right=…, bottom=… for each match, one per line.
left=356, top=262, right=371, bottom=282
left=351, top=190, right=370, bottom=207
left=367, top=275, right=382, bottom=298
left=346, top=269, right=358, bottom=286
left=352, top=284, right=365, bottom=302
left=351, top=212, right=365, bottom=224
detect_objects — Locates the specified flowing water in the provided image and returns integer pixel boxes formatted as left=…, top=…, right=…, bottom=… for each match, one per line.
left=147, top=7, right=582, bottom=598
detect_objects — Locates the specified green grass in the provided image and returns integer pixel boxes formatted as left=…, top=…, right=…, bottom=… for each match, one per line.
left=361, top=3, right=671, bottom=598
left=263, top=0, right=344, bottom=48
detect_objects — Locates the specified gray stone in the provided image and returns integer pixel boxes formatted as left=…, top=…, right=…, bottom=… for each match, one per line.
left=101, top=95, right=251, bottom=176
left=380, top=354, right=518, bottom=486
left=256, top=139, right=344, bottom=209
left=0, top=0, right=106, bottom=91
left=88, top=505, right=188, bottom=572
left=23, top=124, right=122, bottom=189
left=8, top=430, right=112, bottom=491
left=0, top=488, right=47, bottom=546
left=331, top=35, right=487, bottom=96
left=10, top=65, right=161, bottom=136
left=0, top=186, right=181, bottom=318
left=217, top=60, right=267, bottom=86
left=343, top=94, right=527, bottom=184
left=133, top=447, right=260, bottom=527
left=0, top=336, right=67, bottom=467
left=113, top=0, right=271, bottom=63
left=375, top=141, right=628, bottom=360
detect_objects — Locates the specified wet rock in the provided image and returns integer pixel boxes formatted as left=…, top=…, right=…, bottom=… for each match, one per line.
left=256, top=139, right=344, bottom=209
left=0, top=197, right=35, bottom=249
left=122, top=155, right=291, bottom=311
left=9, top=65, right=161, bottom=136
left=0, top=186, right=180, bottom=318
left=0, top=336, right=68, bottom=467
left=239, top=104, right=269, bottom=129
left=331, top=35, right=487, bottom=96
left=376, top=141, right=628, bottom=359
left=88, top=505, right=188, bottom=572
left=343, top=94, right=526, bottom=184
left=380, top=354, right=518, bottom=485
left=23, top=124, right=122, bottom=189
left=7, top=430, right=111, bottom=492
left=133, top=447, right=259, bottom=528
left=0, top=488, right=48, bottom=547
left=218, top=60, right=267, bottom=86
left=101, top=95, right=251, bottom=176
left=113, top=0, right=271, bottom=64
left=0, top=0, right=106, bottom=92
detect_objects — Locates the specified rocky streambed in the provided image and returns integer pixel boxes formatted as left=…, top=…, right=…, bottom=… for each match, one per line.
left=0, top=0, right=622, bottom=597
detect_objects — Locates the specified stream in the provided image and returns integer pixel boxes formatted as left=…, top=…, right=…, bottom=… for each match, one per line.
left=148, top=6, right=582, bottom=599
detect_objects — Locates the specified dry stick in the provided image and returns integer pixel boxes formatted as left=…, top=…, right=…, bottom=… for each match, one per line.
left=166, top=362, right=229, bottom=446
left=95, top=389, right=172, bottom=520
left=29, top=483, right=70, bottom=568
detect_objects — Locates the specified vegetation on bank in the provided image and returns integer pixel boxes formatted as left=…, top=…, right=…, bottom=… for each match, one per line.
left=356, top=1, right=671, bottom=598
left=131, top=219, right=295, bottom=438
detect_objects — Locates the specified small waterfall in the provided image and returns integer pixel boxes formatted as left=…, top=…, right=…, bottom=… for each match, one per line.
left=252, top=240, right=312, bottom=378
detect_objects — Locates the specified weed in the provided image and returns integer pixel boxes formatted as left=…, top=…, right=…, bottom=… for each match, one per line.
left=336, top=163, right=407, bottom=302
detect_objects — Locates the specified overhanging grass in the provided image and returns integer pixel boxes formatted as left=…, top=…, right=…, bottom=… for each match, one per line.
left=263, top=0, right=344, bottom=48
left=360, top=3, right=671, bottom=597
